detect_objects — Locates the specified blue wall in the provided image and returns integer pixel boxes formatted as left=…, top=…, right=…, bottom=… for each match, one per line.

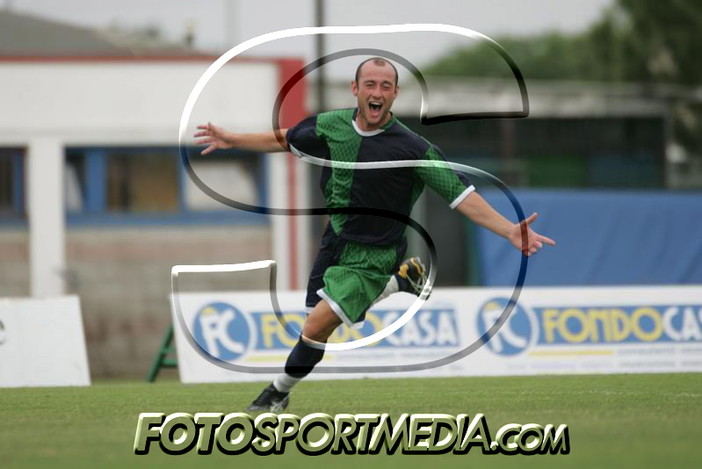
left=476, top=190, right=702, bottom=286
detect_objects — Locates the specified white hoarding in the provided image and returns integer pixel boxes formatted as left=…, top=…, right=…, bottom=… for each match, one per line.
left=0, top=296, right=91, bottom=387
left=170, top=286, right=702, bottom=383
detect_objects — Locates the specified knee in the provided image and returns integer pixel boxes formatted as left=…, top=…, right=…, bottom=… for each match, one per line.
left=302, top=300, right=342, bottom=343
left=302, top=322, right=333, bottom=343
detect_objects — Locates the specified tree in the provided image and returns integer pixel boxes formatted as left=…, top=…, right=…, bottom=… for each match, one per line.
left=425, top=0, right=702, bottom=85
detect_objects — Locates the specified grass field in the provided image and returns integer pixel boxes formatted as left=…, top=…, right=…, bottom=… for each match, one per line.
left=1, top=373, right=700, bottom=468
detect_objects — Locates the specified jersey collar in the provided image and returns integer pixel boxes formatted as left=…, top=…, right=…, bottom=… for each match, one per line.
left=351, top=108, right=396, bottom=137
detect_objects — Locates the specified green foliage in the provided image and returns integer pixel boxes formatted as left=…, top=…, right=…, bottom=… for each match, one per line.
left=426, top=32, right=598, bottom=81
left=617, top=0, right=702, bottom=85
left=425, top=0, right=702, bottom=85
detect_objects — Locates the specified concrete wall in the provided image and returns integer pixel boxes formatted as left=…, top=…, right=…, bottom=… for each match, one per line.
left=0, top=60, right=279, bottom=146
left=0, top=230, right=29, bottom=297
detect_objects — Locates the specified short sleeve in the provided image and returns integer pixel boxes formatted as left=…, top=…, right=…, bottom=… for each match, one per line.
left=286, top=115, right=327, bottom=158
left=415, top=145, right=475, bottom=209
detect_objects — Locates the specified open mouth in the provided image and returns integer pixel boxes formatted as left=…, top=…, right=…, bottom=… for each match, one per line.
left=368, top=101, right=383, bottom=117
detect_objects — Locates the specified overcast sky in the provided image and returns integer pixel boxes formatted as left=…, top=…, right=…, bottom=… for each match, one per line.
left=7, top=0, right=614, bottom=78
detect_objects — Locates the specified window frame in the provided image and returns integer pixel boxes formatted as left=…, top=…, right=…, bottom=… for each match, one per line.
left=63, top=146, right=269, bottom=226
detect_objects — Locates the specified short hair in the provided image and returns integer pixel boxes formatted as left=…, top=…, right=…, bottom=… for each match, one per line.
left=354, top=57, right=398, bottom=86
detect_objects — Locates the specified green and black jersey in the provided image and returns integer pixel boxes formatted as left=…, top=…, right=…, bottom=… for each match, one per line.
left=286, top=108, right=474, bottom=246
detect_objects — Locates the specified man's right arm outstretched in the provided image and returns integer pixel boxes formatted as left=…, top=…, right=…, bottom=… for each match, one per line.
left=194, top=122, right=289, bottom=155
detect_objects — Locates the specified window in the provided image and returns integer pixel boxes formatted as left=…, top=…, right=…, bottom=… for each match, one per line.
left=106, top=151, right=179, bottom=213
left=183, top=154, right=260, bottom=211
left=0, top=149, right=24, bottom=221
left=64, top=147, right=266, bottom=225
left=65, top=152, right=86, bottom=213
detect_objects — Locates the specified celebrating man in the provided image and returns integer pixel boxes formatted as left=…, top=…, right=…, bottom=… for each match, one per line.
left=195, top=57, right=555, bottom=411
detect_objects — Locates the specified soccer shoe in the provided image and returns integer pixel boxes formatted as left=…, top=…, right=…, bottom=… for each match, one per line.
left=395, top=257, right=428, bottom=296
left=246, top=383, right=290, bottom=412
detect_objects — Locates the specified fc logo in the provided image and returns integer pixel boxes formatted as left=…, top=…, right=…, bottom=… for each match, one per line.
left=192, top=302, right=252, bottom=361
left=477, top=297, right=537, bottom=356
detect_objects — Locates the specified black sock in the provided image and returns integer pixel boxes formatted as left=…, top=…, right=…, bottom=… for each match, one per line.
left=284, top=337, right=325, bottom=379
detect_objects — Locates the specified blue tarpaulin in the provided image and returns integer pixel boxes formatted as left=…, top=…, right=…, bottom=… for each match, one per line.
left=475, top=190, right=702, bottom=286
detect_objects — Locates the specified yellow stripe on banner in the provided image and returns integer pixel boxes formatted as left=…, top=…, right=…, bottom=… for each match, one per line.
left=244, top=355, right=335, bottom=363
left=528, top=350, right=615, bottom=357
left=244, top=356, right=288, bottom=362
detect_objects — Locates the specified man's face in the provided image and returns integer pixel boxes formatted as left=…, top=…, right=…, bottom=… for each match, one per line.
left=352, top=61, right=399, bottom=131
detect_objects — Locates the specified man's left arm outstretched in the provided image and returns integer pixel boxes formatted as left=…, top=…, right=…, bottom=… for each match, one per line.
left=456, top=192, right=556, bottom=257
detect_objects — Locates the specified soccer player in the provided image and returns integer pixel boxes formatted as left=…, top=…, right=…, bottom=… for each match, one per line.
left=194, top=57, right=555, bottom=411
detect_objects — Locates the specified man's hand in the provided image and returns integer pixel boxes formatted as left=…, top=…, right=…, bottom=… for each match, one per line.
left=194, top=122, right=234, bottom=155
left=194, top=123, right=289, bottom=154
left=508, top=212, right=556, bottom=257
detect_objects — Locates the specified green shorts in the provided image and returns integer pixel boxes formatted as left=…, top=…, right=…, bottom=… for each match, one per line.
left=317, top=240, right=404, bottom=326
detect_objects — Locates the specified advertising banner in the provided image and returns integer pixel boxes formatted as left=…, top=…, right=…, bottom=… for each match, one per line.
left=171, top=286, right=702, bottom=383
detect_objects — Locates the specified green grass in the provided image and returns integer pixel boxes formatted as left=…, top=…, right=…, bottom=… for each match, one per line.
left=1, top=373, right=700, bottom=468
